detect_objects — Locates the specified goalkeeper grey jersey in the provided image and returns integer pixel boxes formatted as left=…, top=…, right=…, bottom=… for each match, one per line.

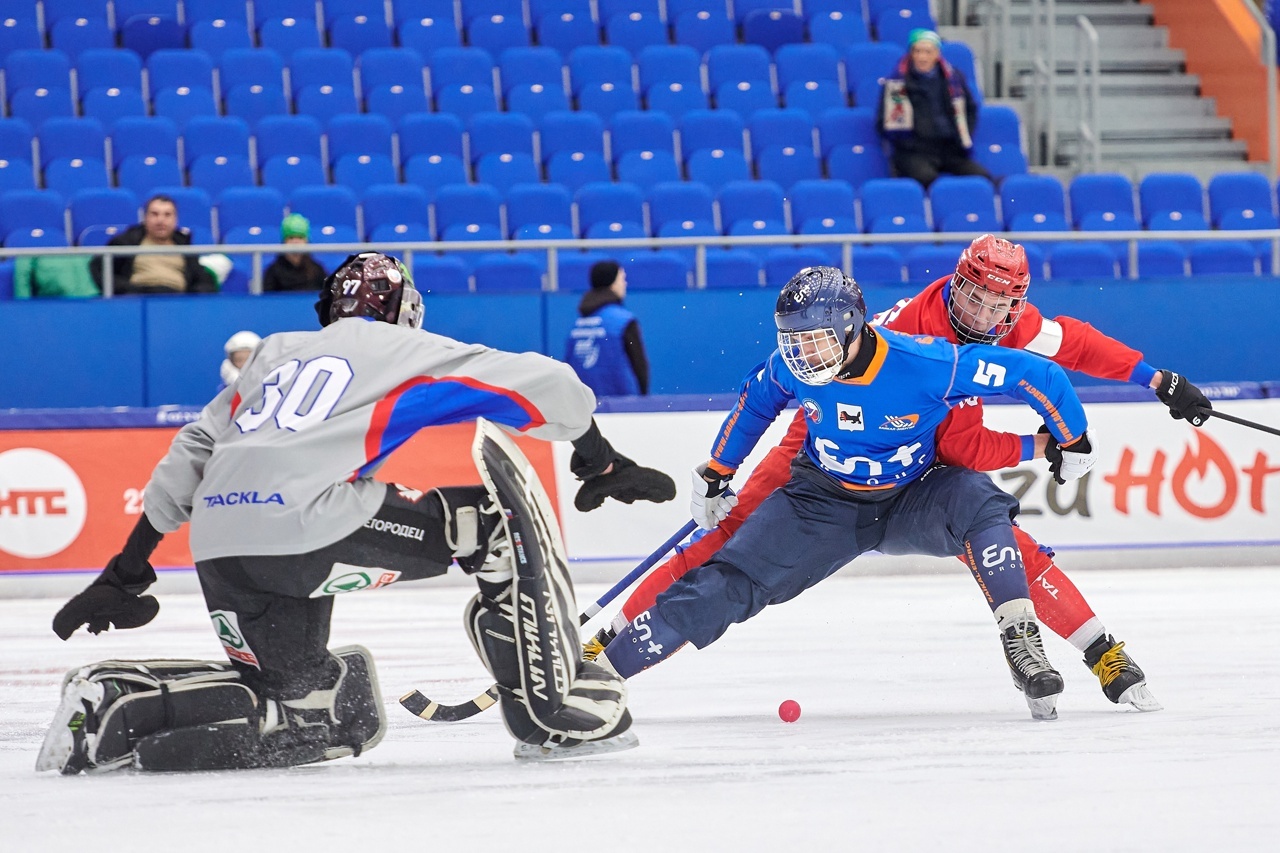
left=143, top=318, right=596, bottom=562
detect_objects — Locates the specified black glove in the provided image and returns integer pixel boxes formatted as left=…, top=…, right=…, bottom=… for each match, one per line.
left=1155, top=370, right=1211, bottom=427
left=574, top=455, right=677, bottom=511
left=53, top=553, right=160, bottom=640
left=1040, top=426, right=1098, bottom=486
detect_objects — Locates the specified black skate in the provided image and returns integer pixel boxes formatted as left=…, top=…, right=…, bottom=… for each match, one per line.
left=582, top=625, right=616, bottom=662
left=996, top=602, right=1064, bottom=721
left=1083, top=635, right=1162, bottom=712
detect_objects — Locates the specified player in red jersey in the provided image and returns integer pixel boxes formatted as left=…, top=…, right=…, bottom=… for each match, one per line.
left=591, top=235, right=1213, bottom=712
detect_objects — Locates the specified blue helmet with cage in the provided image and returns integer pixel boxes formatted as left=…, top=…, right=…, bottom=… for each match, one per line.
left=774, top=266, right=867, bottom=385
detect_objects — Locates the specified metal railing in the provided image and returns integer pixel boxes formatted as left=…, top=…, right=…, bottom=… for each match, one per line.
left=5, top=228, right=1278, bottom=291
left=1075, top=15, right=1101, bottom=171
left=1240, top=0, right=1280, bottom=185
left=1026, top=0, right=1057, bottom=167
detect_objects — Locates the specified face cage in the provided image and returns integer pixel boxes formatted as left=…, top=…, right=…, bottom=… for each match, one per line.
left=778, top=328, right=846, bottom=385
left=397, top=287, right=424, bottom=329
left=948, top=273, right=1026, bottom=345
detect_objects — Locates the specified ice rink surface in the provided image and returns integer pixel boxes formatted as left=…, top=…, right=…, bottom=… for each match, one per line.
left=5, top=564, right=1279, bottom=853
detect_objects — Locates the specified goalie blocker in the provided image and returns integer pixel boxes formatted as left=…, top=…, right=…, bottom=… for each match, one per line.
left=463, top=420, right=636, bottom=759
left=36, top=646, right=385, bottom=774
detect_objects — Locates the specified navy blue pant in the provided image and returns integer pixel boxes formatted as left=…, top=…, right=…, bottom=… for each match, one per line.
left=656, top=460, right=1020, bottom=649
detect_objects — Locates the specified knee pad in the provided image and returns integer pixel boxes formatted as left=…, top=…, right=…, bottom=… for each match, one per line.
left=432, top=486, right=508, bottom=579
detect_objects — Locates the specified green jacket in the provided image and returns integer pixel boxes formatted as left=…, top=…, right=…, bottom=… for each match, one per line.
left=14, top=255, right=100, bottom=299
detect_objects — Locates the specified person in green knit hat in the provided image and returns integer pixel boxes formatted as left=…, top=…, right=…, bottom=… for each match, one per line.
left=262, top=213, right=328, bottom=292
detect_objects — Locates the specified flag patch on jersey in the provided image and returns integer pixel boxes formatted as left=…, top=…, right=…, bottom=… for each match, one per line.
left=801, top=399, right=822, bottom=424
left=836, top=404, right=864, bottom=431
left=879, top=413, right=919, bottom=431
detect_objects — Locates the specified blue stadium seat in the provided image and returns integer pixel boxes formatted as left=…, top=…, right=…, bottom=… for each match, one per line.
left=223, top=83, right=289, bottom=127
left=77, top=49, right=145, bottom=99
left=295, top=85, right=359, bottom=130
left=971, top=105, right=1026, bottom=178
left=732, top=0, right=790, bottom=22
left=365, top=83, right=430, bottom=122
left=468, top=111, right=535, bottom=163
left=440, top=222, right=505, bottom=273
left=38, top=117, right=107, bottom=167
left=497, top=47, right=563, bottom=97
left=398, top=112, right=465, bottom=161
left=851, top=246, right=903, bottom=283
left=789, top=179, right=856, bottom=234
left=219, top=47, right=286, bottom=96
left=117, top=154, right=184, bottom=199
left=256, top=114, right=324, bottom=164
left=1069, top=172, right=1136, bottom=228
left=1139, top=172, right=1206, bottom=227
left=757, top=145, right=821, bottom=190
left=0, top=189, right=67, bottom=244
left=435, top=83, right=499, bottom=120
left=462, top=0, right=524, bottom=19
left=666, top=0, right=730, bottom=18
left=941, top=41, right=981, bottom=104
left=334, top=153, right=397, bottom=187
left=289, top=184, right=359, bottom=232
left=147, top=49, right=216, bottom=95
left=290, top=48, right=356, bottom=100
left=189, top=154, right=254, bottom=196
left=257, top=16, right=322, bottom=63
left=180, top=115, right=249, bottom=170
left=605, top=12, right=668, bottom=56
left=843, top=42, right=900, bottom=93
left=930, top=175, right=999, bottom=232
left=506, top=83, right=570, bottom=121
left=120, top=14, right=186, bottom=60
left=49, top=16, right=114, bottom=62
left=600, top=0, right=663, bottom=20
left=741, top=9, right=805, bottom=53
left=546, top=249, right=606, bottom=292
left=38, top=1, right=106, bottom=28
left=905, top=244, right=964, bottom=282
left=0, top=158, right=35, bottom=192
left=546, top=149, right=610, bottom=192
left=505, top=182, right=573, bottom=236
left=45, top=155, right=109, bottom=195
left=154, top=185, right=213, bottom=234
left=577, top=81, right=640, bottom=121
left=648, top=180, right=716, bottom=234
left=825, top=140, right=889, bottom=189
left=618, top=251, right=691, bottom=291
left=467, top=13, right=529, bottom=56
left=397, top=14, right=461, bottom=61
left=637, top=44, right=701, bottom=95
left=362, top=183, right=430, bottom=237
left=567, top=45, right=634, bottom=97
left=473, top=254, right=544, bottom=292
left=7, top=225, right=71, bottom=247
left=679, top=109, right=745, bottom=159
left=1136, top=241, right=1187, bottom=277
left=875, top=4, right=935, bottom=47
left=116, top=1, right=182, bottom=25
left=189, top=18, right=253, bottom=62
left=673, top=10, right=735, bottom=55
left=81, top=89, right=149, bottom=133
left=513, top=222, right=575, bottom=272
left=153, top=86, right=218, bottom=131
left=704, top=249, right=762, bottom=289
left=0, top=118, right=32, bottom=164
left=861, top=177, right=928, bottom=233
left=576, top=181, right=647, bottom=236
left=5, top=50, right=73, bottom=100
left=220, top=226, right=279, bottom=291
left=410, top=255, right=472, bottom=293
left=360, top=47, right=426, bottom=92
left=216, top=185, right=285, bottom=233
left=610, top=110, right=676, bottom=162
left=686, top=147, right=750, bottom=192
left=328, top=13, right=393, bottom=55
left=705, top=44, right=771, bottom=93
left=435, top=182, right=503, bottom=234
left=764, top=246, right=831, bottom=286
left=656, top=217, right=717, bottom=267
left=784, top=80, right=847, bottom=121
left=1048, top=243, right=1117, bottom=279
left=70, top=188, right=139, bottom=238
left=475, top=151, right=540, bottom=193
left=0, top=17, right=41, bottom=61
left=431, top=46, right=496, bottom=90
left=11, top=87, right=75, bottom=129
left=186, top=0, right=251, bottom=23
left=1189, top=241, right=1258, bottom=275
left=749, top=108, right=814, bottom=160
left=535, top=10, right=598, bottom=57
left=1208, top=172, right=1275, bottom=226
left=808, top=10, right=871, bottom=49
left=718, top=179, right=785, bottom=233
left=539, top=110, right=605, bottom=163
left=257, top=0, right=320, bottom=22
left=327, top=113, right=394, bottom=165
left=261, top=155, right=327, bottom=194
left=645, top=81, right=707, bottom=120
left=403, top=153, right=470, bottom=201
left=727, top=212, right=787, bottom=260
left=369, top=220, right=432, bottom=245
left=1000, top=173, right=1067, bottom=230
left=617, top=149, right=681, bottom=191
left=713, top=80, right=776, bottom=121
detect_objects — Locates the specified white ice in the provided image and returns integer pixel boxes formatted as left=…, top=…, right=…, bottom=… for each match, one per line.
left=4, top=564, right=1279, bottom=853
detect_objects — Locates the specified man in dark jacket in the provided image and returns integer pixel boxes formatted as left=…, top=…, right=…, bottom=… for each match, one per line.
left=90, top=194, right=217, bottom=294
left=262, top=214, right=328, bottom=292
left=877, top=28, right=991, bottom=188
left=565, top=261, right=650, bottom=397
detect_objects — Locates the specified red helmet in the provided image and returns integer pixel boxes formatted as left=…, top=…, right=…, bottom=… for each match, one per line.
left=947, top=234, right=1030, bottom=344
left=316, top=252, right=424, bottom=330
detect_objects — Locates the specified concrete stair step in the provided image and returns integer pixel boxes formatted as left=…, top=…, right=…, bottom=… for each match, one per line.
left=1011, top=72, right=1202, bottom=98
left=1058, top=137, right=1249, bottom=162
left=1003, top=1, right=1154, bottom=27
left=1048, top=96, right=1218, bottom=121
left=1056, top=114, right=1233, bottom=140
left=1004, top=46, right=1186, bottom=75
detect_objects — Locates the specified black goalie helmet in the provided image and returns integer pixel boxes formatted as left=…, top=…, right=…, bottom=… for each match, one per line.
left=774, top=266, right=867, bottom=385
left=316, top=252, right=424, bottom=330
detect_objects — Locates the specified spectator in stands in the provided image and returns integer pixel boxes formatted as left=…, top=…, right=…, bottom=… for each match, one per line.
left=565, top=260, right=650, bottom=397
left=90, top=194, right=218, bottom=294
left=262, top=214, right=328, bottom=292
left=878, top=28, right=991, bottom=188
left=13, top=253, right=98, bottom=299
left=217, top=330, right=262, bottom=394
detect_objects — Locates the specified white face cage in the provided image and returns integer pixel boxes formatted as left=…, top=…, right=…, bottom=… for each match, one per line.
left=948, top=273, right=1025, bottom=345
left=778, top=328, right=847, bottom=385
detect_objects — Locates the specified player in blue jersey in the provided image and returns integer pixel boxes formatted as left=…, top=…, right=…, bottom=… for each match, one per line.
left=601, top=266, right=1098, bottom=721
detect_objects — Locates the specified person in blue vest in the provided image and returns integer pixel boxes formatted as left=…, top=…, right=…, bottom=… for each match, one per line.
left=878, top=28, right=991, bottom=188
left=565, top=261, right=650, bottom=397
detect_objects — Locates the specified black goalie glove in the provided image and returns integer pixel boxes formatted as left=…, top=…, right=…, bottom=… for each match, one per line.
left=569, top=418, right=676, bottom=511
left=53, top=515, right=163, bottom=640
left=1155, top=370, right=1211, bottom=427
